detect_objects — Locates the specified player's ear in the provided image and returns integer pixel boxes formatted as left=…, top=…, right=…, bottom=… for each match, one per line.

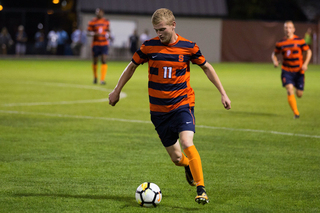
left=172, top=21, right=176, bottom=29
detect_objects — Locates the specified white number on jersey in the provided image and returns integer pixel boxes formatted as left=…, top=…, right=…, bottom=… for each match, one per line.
left=286, top=50, right=291, bottom=57
left=163, top=67, right=172, bottom=79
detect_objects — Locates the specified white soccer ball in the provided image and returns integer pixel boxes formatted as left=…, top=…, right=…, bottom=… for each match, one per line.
left=135, top=182, right=162, bottom=207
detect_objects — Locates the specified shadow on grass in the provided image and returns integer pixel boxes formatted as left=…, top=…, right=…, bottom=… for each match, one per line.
left=13, top=193, right=203, bottom=211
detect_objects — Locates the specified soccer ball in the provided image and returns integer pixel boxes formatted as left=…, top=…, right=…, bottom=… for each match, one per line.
left=135, top=182, right=162, bottom=207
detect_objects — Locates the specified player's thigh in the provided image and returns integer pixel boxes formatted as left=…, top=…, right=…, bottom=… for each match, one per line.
left=281, top=70, right=295, bottom=90
left=295, top=73, right=304, bottom=97
left=151, top=114, right=179, bottom=148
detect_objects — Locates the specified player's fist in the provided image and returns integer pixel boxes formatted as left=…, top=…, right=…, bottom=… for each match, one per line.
left=109, top=90, right=120, bottom=106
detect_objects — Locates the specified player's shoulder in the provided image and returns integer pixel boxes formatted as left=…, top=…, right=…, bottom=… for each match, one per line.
left=143, top=37, right=162, bottom=46
left=101, top=18, right=110, bottom=23
left=178, top=35, right=195, bottom=44
left=175, top=35, right=196, bottom=48
left=88, top=17, right=98, bottom=24
left=276, top=37, right=287, bottom=44
left=292, top=35, right=305, bottom=42
left=293, top=35, right=302, bottom=39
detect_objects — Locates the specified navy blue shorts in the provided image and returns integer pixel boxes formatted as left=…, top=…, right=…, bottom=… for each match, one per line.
left=92, top=45, right=109, bottom=57
left=151, top=107, right=195, bottom=147
left=281, top=69, right=304, bottom=90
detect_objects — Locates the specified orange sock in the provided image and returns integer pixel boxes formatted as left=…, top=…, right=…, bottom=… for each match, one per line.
left=100, top=64, right=108, bottom=81
left=184, top=145, right=204, bottom=187
left=93, top=64, right=98, bottom=79
left=287, top=94, right=299, bottom=116
left=174, top=153, right=189, bottom=167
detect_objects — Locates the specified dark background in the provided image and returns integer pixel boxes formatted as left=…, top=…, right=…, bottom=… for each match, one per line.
left=0, top=0, right=319, bottom=55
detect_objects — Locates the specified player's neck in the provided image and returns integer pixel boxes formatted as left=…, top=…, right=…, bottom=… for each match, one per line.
left=286, top=34, right=294, bottom=39
left=169, top=33, right=178, bottom=45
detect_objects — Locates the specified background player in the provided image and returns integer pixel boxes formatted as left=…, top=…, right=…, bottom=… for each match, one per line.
left=109, top=8, right=231, bottom=204
left=87, top=8, right=110, bottom=85
left=271, top=20, right=312, bottom=118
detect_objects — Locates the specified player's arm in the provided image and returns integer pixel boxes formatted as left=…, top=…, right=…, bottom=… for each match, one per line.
left=200, top=62, right=231, bottom=110
left=302, top=49, right=312, bottom=71
left=86, top=25, right=102, bottom=37
left=109, top=61, right=139, bottom=106
left=87, top=31, right=95, bottom=37
left=87, top=30, right=102, bottom=37
left=271, top=51, right=279, bottom=68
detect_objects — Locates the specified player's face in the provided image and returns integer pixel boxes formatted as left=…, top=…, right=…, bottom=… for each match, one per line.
left=153, top=20, right=176, bottom=44
left=284, top=22, right=295, bottom=38
left=96, top=9, right=104, bottom=18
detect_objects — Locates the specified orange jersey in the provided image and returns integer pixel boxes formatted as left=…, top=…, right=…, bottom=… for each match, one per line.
left=132, top=34, right=206, bottom=114
left=87, top=18, right=110, bottom=46
left=274, top=35, right=309, bottom=73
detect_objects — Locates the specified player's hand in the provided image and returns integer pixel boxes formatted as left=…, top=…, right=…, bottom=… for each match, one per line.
left=109, top=90, right=120, bottom=106
left=302, top=64, right=308, bottom=71
left=221, top=95, right=231, bottom=110
left=273, top=61, right=279, bottom=68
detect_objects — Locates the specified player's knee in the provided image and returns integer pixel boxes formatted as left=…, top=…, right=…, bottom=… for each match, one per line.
left=286, top=90, right=294, bottom=95
left=171, top=155, right=182, bottom=165
left=172, top=158, right=180, bottom=165
left=296, top=90, right=303, bottom=98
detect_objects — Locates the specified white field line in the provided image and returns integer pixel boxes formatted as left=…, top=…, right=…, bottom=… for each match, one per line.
left=21, top=81, right=113, bottom=92
left=2, top=99, right=109, bottom=106
left=0, top=110, right=151, bottom=124
left=1, top=82, right=127, bottom=107
left=0, top=110, right=319, bottom=139
left=197, top=125, right=320, bottom=139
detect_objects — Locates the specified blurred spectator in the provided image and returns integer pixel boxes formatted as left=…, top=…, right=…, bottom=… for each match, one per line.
left=304, top=27, right=312, bottom=49
left=139, top=29, right=151, bottom=45
left=15, top=25, right=28, bottom=56
left=0, top=27, right=14, bottom=55
left=57, top=28, right=69, bottom=55
left=34, top=23, right=45, bottom=55
left=129, top=29, right=139, bottom=55
left=47, top=28, right=58, bottom=54
left=71, top=27, right=87, bottom=56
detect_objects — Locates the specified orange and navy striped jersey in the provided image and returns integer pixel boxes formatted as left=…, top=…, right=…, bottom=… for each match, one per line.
left=274, top=35, right=309, bottom=73
left=87, top=18, right=110, bottom=46
left=132, top=34, right=206, bottom=115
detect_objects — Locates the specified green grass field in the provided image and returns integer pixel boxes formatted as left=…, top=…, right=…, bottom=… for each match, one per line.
left=0, top=58, right=319, bottom=212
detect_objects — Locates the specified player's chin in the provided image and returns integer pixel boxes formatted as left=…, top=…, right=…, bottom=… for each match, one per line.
left=159, top=37, right=168, bottom=44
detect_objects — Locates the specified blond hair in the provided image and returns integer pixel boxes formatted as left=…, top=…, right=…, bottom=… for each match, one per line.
left=151, top=8, right=175, bottom=25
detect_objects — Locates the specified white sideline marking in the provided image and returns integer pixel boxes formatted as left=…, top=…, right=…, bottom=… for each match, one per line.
left=22, top=81, right=113, bottom=92
left=2, top=99, right=109, bottom=106
left=1, top=82, right=127, bottom=107
left=197, top=125, right=320, bottom=139
left=0, top=110, right=151, bottom=124
left=0, top=110, right=319, bottom=139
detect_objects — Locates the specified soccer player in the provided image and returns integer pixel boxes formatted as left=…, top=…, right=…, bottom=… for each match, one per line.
left=109, top=8, right=231, bottom=204
left=87, top=8, right=110, bottom=85
left=271, top=21, right=312, bottom=118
